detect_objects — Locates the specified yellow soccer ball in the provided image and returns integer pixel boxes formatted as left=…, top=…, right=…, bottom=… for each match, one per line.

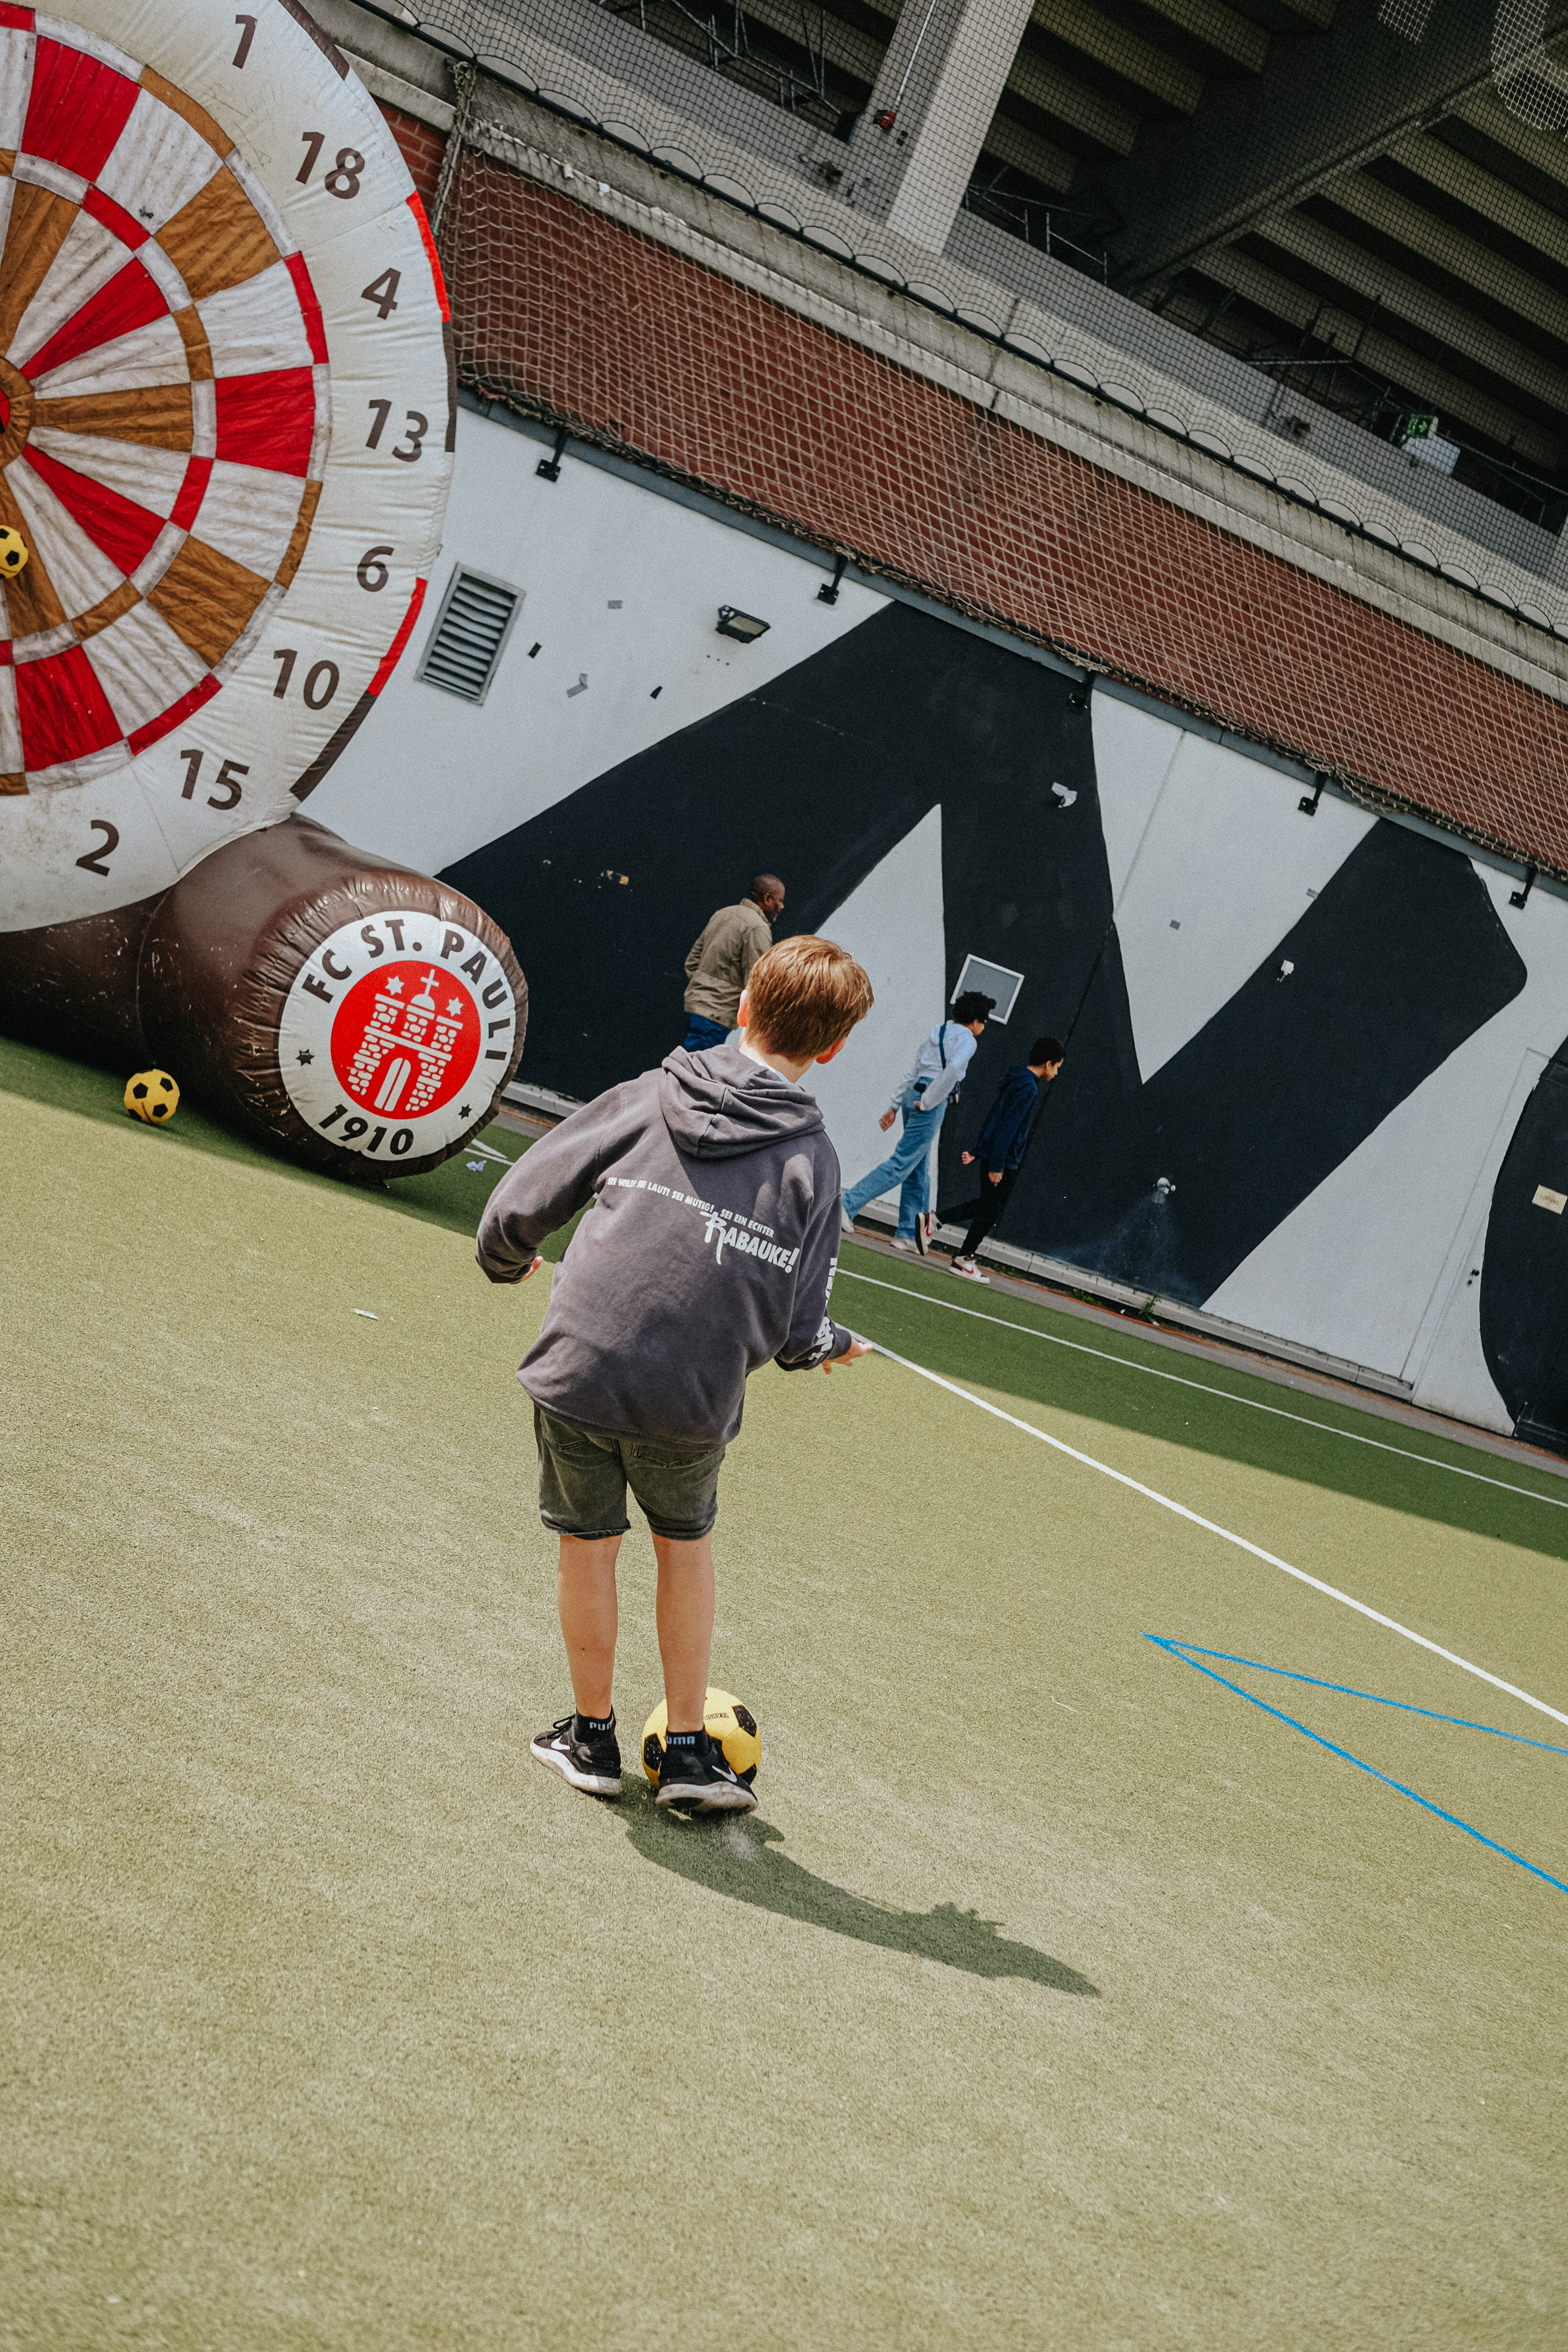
left=642, top=1688, right=760, bottom=1787
left=124, top=1068, right=179, bottom=1124
left=0, top=526, right=29, bottom=576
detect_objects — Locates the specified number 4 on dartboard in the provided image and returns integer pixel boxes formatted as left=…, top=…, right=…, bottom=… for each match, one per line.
left=361, top=269, right=400, bottom=320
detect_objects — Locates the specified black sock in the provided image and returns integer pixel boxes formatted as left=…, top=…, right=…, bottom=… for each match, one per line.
left=575, top=1710, right=615, bottom=1740
left=665, top=1728, right=698, bottom=1748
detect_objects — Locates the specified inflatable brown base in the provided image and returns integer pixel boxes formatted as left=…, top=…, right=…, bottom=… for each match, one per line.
left=0, top=821, right=527, bottom=1186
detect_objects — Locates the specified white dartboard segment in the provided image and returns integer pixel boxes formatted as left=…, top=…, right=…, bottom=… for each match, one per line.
left=0, top=0, right=453, bottom=932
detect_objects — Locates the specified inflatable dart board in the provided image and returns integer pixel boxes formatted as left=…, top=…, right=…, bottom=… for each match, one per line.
left=0, top=0, right=527, bottom=1177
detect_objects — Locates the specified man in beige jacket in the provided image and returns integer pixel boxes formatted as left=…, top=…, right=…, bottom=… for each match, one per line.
left=681, top=875, right=785, bottom=1049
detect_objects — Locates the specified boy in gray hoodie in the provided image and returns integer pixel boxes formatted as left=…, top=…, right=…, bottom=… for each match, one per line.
left=476, top=934, right=875, bottom=1813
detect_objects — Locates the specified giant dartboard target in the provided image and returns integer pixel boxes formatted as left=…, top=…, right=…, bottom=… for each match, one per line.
left=0, top=0, right=453, bottom=934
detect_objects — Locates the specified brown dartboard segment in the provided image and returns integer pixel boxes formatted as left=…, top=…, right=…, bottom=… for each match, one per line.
left=32, top=385, right=194, bottom=450
left=0, top=772, right=24, bottom=794
left=274, top=478, right=321, bottom=588
left=157, top=168, right=278, bottom=304
left=73, top=579, right=142, bottom=643
left=0, top=184, right=79, bottom=357
left=0, top=354, right=33, bottom=465
left=137, top=65, right=230, bottom=158
left=0, top=466, right=67, bottom=634
left=172, top=305, right=214, bottom=381
left=147, top=535, right=270, bottom=665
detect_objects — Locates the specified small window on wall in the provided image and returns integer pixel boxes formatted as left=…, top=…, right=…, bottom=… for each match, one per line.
left=417, top=566, right=524, bottom=705
left=953, top=955, right=1025, bottom=1023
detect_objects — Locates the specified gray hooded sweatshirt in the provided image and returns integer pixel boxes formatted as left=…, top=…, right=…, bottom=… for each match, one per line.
left=476, top=1045, right=855, bottom=1446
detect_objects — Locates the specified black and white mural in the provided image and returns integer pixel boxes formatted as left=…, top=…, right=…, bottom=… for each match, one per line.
left=312, top=409, right=1568, bottom=1446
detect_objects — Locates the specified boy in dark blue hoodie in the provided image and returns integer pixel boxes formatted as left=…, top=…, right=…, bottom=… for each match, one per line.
left=477, top=936, right=875, bottom=1813
left=947, top=1035, right=1064, bottom=1284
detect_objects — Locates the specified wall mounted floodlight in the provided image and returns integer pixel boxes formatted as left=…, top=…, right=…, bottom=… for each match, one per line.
left=716, top=607, right=770, bottom=643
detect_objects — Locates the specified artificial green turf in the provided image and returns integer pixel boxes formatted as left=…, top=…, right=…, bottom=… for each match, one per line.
left=4, top=1051, right=1567, bottom=2350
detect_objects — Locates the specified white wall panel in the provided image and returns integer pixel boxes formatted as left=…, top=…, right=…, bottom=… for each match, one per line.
left=309, top=411, right=888, bottom=875
left=1105, top=726, right=1375, bottom=1084
left=805, top=806, right=946, bottom=1193
left=1091, top=691, right=1180, bottom=908
left=1206, top=872, right=1568, bottom=1383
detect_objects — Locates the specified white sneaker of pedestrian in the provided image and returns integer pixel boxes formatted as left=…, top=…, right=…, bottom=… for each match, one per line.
left=950, top=1256, right=989, bottom=1283
left=840, top=1197, right=855, bottom=1235
left=890, top=1237, right=915, bottom=1253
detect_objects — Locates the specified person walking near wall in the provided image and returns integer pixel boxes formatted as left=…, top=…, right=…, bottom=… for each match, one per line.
left=840, top=991, right=995, bottom=1251
left=681, top=875, right=785, bottom=1050
left=946, top=1036, right=1065, bottom=1283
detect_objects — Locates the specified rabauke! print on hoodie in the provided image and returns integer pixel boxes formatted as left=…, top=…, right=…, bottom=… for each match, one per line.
left=477, top=1045, right=856, bottom=1446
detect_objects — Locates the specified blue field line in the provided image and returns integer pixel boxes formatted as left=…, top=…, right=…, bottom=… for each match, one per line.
left=1162, top=1643, right=1568, bottom=1754
left=1146, top=1635, right=1568, bottom=1897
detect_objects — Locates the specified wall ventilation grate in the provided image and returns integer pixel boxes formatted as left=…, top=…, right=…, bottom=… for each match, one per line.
left=418, top=566, right=524, bottom=705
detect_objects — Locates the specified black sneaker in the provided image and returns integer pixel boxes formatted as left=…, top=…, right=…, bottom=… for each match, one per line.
left=656, top=1728, right=758, bottom=1813
left=531, top=1713, right=622, bottom=1798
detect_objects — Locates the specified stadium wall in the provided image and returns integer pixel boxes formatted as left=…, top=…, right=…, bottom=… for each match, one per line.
left=294, top=49, right=1568, bottom=1449
left=312, top=401, right=1568, bottom=1449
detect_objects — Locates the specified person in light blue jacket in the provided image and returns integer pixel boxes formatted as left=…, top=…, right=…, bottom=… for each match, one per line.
left=840, top=990, right=995, bottom=1251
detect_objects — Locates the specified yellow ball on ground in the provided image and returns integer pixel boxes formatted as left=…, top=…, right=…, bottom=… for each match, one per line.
left=0, top=525, right=28, bottom=576
left=642, top=1688, right=760, bottom=1787
left=124, top=1068, right=180, bottom=1124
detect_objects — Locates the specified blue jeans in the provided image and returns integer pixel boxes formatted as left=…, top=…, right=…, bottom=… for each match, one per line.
left=843, top=1092, right=944, bottom=1240
left=682, top=1012, right=731, bottom=1052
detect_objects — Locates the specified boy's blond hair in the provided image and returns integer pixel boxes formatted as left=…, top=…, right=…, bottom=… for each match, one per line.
left=745, top=935, right=873, bottom=1062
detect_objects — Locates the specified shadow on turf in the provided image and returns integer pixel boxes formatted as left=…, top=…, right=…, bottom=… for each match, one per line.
left=621, top=1786, right=1098, bottom=1992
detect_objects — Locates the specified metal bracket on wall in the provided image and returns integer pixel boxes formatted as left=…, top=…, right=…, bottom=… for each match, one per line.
left=818, top=554, right=848, bottom=605
left=1511, top=866, right=1537, bottom=909
left=1298, top=776, right=1327, bottom=817
left=537, top=427, right=568, bottom=483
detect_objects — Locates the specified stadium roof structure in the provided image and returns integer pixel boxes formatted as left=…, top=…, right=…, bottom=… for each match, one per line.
left=325, top=0, right=1568, bottom=875
left=377, top=0, right=1568, bottom=546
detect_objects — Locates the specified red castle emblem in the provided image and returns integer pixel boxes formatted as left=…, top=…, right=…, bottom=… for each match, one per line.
left=330, top=962, right=482, bottom=1118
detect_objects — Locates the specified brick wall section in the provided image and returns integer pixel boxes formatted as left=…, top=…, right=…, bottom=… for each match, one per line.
left=385, top=101, right=443, bottom=207
left=380, top=104, right=1568, bottom=876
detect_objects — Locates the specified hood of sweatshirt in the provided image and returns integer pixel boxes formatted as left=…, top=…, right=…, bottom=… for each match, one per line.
left=658, top=1045, right=824, bottom=1160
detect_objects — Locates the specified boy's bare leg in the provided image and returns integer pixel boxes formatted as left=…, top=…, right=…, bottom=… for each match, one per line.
left=652, top=1532, right=714, bottom=1731
left=557, top=1535, right=622, bottom=1718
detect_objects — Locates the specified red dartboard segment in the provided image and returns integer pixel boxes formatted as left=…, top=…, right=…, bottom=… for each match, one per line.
left=23, top=259, right=169, bottom=380
left=22, top=39, right=138, bottom=181
left=0, top=5, right=34, bottom=29
left=126, top=671, right=220, bottom=757
left=213, top=368, right=318, bottom=475
left=15, top=643, right=122, bottom=769
left=169, top=455, right=212, bottom=534
left=82, top=186, right=149, bottom=252
left=407, top=193, right=451, bottom=323
left=284, top=253, right=329, bottom=365
left=24, top=443, right=164, bottom=575
left=368, top=577, right=428, bottom=695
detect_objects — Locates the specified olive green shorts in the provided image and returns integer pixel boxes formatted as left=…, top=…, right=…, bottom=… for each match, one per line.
left=532, top=1404, right=727, bottom=1542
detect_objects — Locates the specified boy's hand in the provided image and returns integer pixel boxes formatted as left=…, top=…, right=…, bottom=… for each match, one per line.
left=961, top=1150, right=975, bottom=1165
left=823, top=1336, right=875, bottom=1374
left=988, top=1170, right=1003, bottom=1186
left=878, top=1107, right=897, bottom=1132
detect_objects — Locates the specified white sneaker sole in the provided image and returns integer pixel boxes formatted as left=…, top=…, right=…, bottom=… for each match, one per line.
left=656, top=1776, right=758, bottom=1813
left=531, top=1739, right=622, bottom=1798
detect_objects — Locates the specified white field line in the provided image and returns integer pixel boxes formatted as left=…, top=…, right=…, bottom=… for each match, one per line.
left=841, top=1266, right=1568, bottom=1512
left=875, top=1341, right=1568, bottom=1731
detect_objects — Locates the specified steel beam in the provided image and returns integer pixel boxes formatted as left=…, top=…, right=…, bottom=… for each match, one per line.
left=1101, top=0, right=1568, bottom=285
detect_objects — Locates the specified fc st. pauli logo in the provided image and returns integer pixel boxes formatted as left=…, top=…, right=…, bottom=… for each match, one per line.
left=278, top=910, right=517, bottom=1159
